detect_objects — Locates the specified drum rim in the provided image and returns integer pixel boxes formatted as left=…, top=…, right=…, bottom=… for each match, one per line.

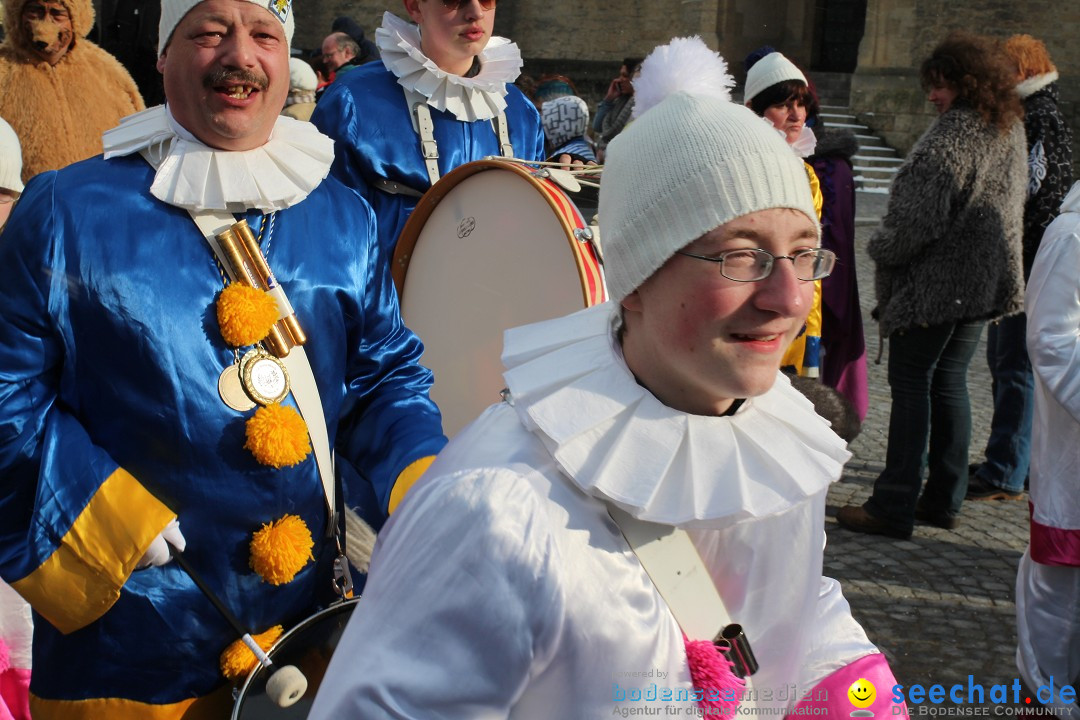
left=230, top=597, right=360, bottom=717
left=391, top=159, right=604, bottom=306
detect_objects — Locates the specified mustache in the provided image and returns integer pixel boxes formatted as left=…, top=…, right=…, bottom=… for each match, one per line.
left=203, top=68, right=269, bottom=91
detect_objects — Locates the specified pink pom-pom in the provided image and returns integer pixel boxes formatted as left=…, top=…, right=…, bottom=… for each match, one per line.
left=0, top=638, right=10, bottom=672
left=684, top=635, right=743, bottom=713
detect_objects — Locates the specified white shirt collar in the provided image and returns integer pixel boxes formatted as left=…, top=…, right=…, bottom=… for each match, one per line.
left=501, top=302, right=851, bottom=528
left=374, top=11, right=523, bottom=122
left=102, top=104, right=335, bottom=213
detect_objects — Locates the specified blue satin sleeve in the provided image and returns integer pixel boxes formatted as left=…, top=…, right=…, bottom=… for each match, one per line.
left=329, top=189, right=447, bottom=517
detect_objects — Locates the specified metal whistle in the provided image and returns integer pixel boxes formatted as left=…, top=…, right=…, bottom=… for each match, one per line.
left=713, top=624, right=759, bottom=679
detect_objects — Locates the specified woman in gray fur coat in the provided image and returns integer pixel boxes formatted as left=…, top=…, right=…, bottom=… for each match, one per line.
left=838, top=31, right=1026, bottom=539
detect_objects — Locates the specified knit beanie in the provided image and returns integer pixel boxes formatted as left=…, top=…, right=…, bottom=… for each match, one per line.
left=743, top=51, right=807, bottom=104
left=0, top=117, right=24, bottom=195
left=289, top=56, right=317, bottom=92
left=600, top=37, right=817, bottom=303
left=158, top=0, right=295, bottom=55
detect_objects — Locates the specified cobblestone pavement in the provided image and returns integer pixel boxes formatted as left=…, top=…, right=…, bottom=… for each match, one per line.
left=824, top=191, right=1038, bottom=710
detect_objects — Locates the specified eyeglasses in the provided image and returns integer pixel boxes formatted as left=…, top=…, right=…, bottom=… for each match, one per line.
left=675, top=247, right=836, bottom=282
left=440, top=0, right=496, bottom=11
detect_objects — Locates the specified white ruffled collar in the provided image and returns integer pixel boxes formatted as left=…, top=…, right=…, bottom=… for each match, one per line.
left=101, top=104, right=335, bottom=213
left=374, top=11, right=522, bottom=122
left=502, top=302, right=851, bottom=529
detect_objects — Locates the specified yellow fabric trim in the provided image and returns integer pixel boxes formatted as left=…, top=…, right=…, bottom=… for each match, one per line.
left=12, top=468, right=175, bottom=635
left=30, top=683, right=232, bottom=720
left=781, top=163, right=825, bottom=375
left=387, top=455, right=437, bottom=514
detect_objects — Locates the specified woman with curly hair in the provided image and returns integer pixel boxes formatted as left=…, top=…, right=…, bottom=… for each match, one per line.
left=837, top=31, right=1026, bottom=539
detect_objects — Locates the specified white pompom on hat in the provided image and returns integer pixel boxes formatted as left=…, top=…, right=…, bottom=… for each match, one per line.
left=158, top=0, right=295, bottom=55
left=743, top=51, right=807, bottom=104
left=0, top=116, right=24, bottom=195
left=600, top=37, right=816, bottom=302
left=599, top=37, right=818, bottom=303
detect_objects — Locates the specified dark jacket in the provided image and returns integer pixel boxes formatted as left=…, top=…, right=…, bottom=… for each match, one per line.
left=869, top=105, right=1026, bottom=336
left=1017, top=76, right=1073, bottom=279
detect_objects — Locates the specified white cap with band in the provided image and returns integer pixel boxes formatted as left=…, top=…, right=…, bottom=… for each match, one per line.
left=599, top=37, right=818, bottom=303
left=158, top=0, right=295, bottom=55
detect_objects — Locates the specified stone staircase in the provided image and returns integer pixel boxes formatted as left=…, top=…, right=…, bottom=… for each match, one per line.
left=818, top=105, right=903, bottom=193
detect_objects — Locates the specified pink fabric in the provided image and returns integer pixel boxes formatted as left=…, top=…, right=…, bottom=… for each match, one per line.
left=684, top=634, right=744, bottom=714
left=0, top=668, right=30, bottom=720
left=789, top=653, right=908, bottom=718
left=1029, top=503, right=1080, bottom=567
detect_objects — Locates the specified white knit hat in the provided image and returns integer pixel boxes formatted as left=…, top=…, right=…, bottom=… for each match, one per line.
left=158, top=0, right=295, bottom=55
left=743, top=51, right=807, bottom=104
left=0, top=116, right=24, bottom=195
left=289, top=56, right=317, bottom=92
left=600, top=37, right=818, bottom=303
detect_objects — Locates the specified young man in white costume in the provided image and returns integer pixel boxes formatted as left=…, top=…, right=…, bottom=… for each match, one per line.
left=309, top=37, right=907, bottom=719
left=1015, top=180, right=1080, bottom=712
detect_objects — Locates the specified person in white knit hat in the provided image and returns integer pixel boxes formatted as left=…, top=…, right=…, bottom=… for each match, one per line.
left=0, top=0, right=449, bottom=717
left=310, top=36, right=907, bottom=719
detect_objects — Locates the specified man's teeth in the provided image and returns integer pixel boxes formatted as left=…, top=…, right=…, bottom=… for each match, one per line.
left=735, top=333, right=779, bottom=341
left=225, top=86, right=253, bottom=99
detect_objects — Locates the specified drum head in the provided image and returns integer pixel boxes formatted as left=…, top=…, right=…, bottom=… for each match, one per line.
left=231, top=600, right=357, bottom=719
left=394, top=161, right=603, bottom=437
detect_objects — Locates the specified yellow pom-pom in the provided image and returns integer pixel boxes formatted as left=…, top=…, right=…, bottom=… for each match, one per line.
left=219, top=625, right=283, bottom=680
left=217, top=283, right=279, bottom=347
left=244, top=404, right=311, bottom=468
left=249, top=514, right=315, bottom=585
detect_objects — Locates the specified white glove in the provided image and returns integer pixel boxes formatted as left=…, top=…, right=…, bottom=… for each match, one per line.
left=136, top=518, right=186, bottom=569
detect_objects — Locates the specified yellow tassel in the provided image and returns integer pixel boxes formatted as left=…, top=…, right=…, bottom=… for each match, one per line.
left=244, top=404, right=311, bottom=468
left=219, top=625, right=283, bottom=680
left=249, top=514, right=315, bottom=585
left=216, top=283, right=279, bottom=348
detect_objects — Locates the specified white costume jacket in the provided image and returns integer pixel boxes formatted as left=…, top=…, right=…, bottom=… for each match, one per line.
left=310, top=303, right=902, bottom=718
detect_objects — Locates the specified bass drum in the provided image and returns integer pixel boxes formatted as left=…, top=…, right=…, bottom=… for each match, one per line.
left=231, top=599, right=357, bottom=719
left=393, top=159, right=606, bottom=437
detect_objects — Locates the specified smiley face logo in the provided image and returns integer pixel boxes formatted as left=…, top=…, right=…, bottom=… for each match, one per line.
left=848, top=678, right=876, bottom=710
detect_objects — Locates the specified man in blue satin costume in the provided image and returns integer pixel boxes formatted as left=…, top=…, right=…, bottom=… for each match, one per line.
left=0, top=0, right=446, bottom=717
left=311, top=0, right=546, bottom=260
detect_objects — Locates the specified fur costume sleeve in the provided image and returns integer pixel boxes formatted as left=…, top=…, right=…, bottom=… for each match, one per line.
left=0, top=172, right=175, bottom=635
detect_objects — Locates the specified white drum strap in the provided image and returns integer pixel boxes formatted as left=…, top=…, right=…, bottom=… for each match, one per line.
left=607, top=505, right=732, bottom=641
left=412, top=102, right=442, bottom=187
left=493, top=109, right=514, bottom=159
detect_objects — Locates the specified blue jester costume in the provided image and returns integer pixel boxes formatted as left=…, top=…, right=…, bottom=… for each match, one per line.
left=311, top=12, right=546, bottom=259
left=0, top=105, right=446, bottom=719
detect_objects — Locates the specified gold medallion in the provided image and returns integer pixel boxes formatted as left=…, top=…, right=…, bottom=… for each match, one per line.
left=240, top=349, right=290, bottom=406
left=218, top=364, right=256, bottom=412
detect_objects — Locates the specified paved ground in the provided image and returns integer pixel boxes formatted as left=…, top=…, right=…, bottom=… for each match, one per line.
left=824, top=191, right=1040, bottom=710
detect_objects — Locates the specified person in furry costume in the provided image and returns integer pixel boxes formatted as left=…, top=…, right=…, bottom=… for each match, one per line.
left=0, top=0, right=144, bottom=183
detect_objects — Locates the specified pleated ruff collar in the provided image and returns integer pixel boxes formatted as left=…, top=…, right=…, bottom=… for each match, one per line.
left=375, top=11, right=523, bottom=122
left=502, top=302, right=851, bottom=529
left=102, top=104, right=335, bottom=213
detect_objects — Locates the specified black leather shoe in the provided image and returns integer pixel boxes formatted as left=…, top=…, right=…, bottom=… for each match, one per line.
left=914, top=504, right=960, bottom=529
left=966, top=476, right=1023, bottom=501
left=836, top=505, right=912, bottom=539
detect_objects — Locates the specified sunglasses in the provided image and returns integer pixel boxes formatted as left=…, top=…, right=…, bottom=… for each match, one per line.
left=439, top=0, right=496, bottom=10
